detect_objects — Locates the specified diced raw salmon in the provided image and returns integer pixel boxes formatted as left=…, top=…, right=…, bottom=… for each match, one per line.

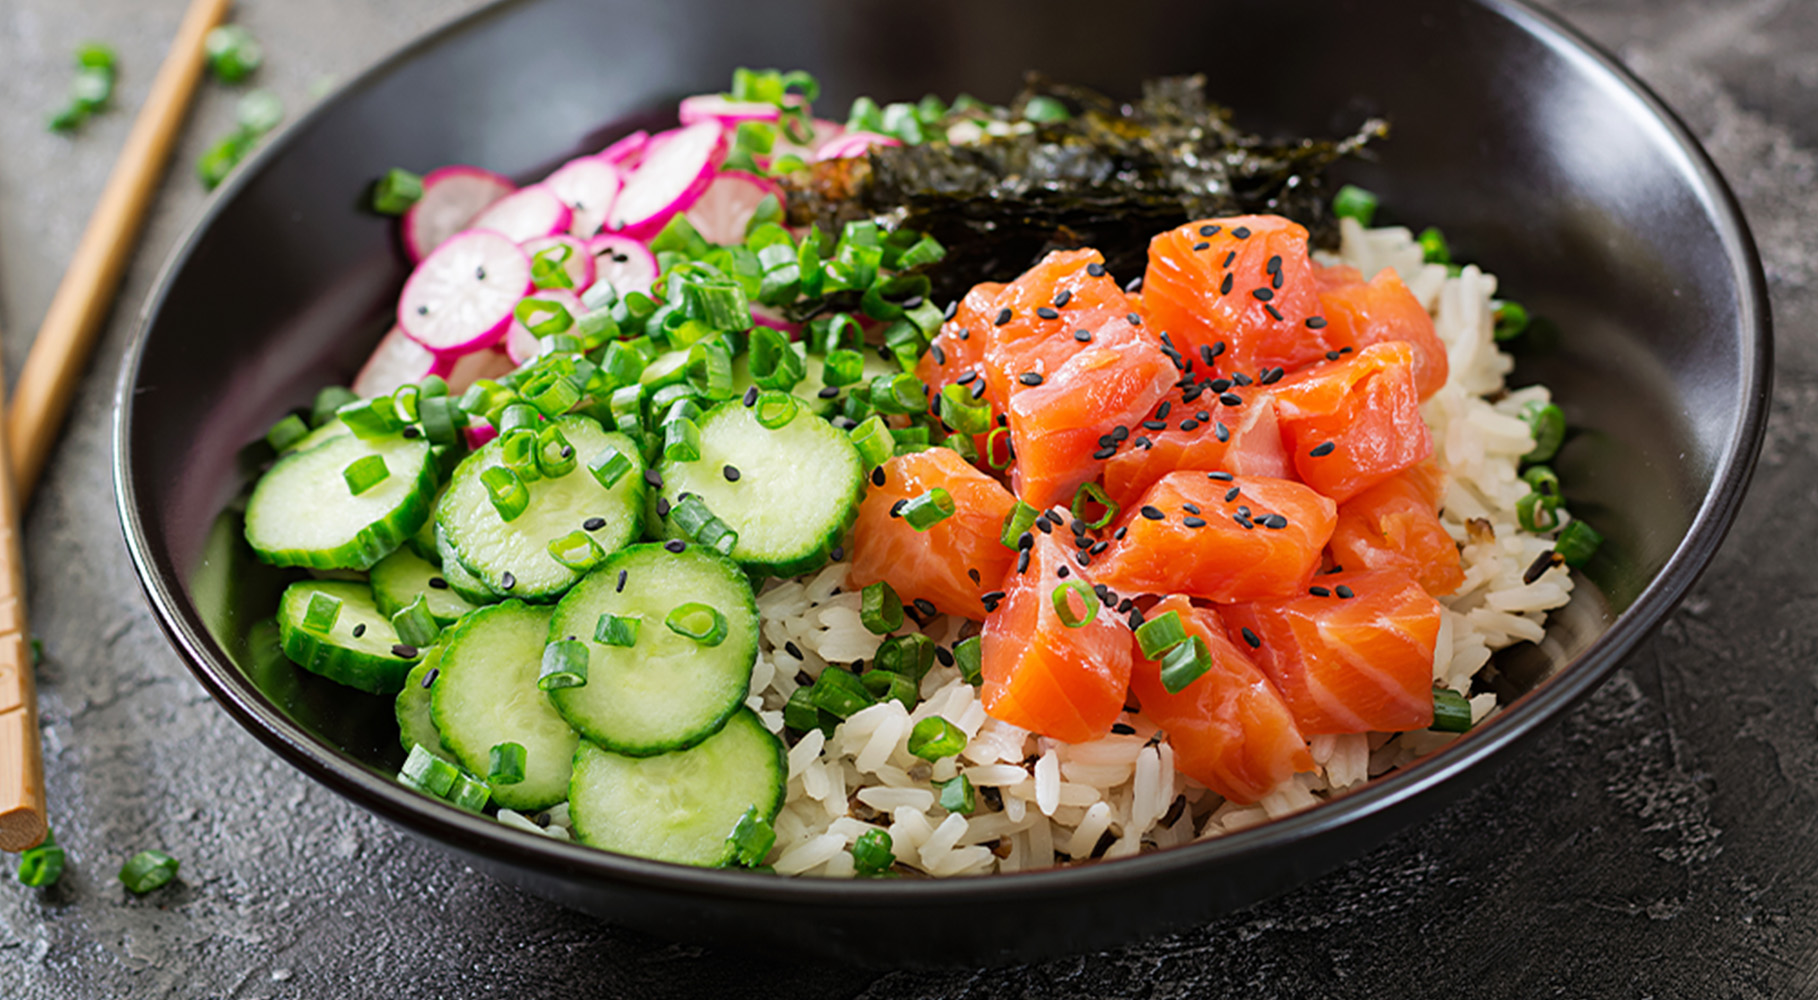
left=847, top=448, right=1018, bottom=620
left=1315, top=266, right=1448, bottom=399
left=1271, top=341, right=1432, bottom=503
left=1101, top=391, right=1292, bottom=511
left=1329, top=459, right=1464, bottom=596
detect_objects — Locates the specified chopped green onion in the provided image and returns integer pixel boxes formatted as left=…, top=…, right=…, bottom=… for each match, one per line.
left=1555, top=519, right=1604, bottom=567
left=488, top=742, right=527, bottom=785
left=900, top=488, right=955, bottom=531
left=808, top=312, right=863, bottom=354
left=370, top=167, right=423, bottom=215
left=1000, top=501, right=1038, bottom=549
left=237, top=88, right=284, bottom=134
left=862, top=668, right=919, bottom=710
left=1520, top=401, right=1566, bottom=463
left=547, top=530, right=606, bottom=572
left=480, top=466, right=531, bottom=522
left=390, top=596, right=440, bottom=648
left=196, top=129, right=253, bottom=188
left=868, top=372, right=927, bottom=415
left=1134, top=610, right=1188, bottom=660
left=1021, top=95, right=1070, bottom=123
left=662, top=416, right=702, bottom=462
left=682, top=280, right=752, bottom=332
left=850, top=827, right=895, bottom=875
left=939, top=383, right=992, bottom=437
left=525, top=370, right=582, bottom=417
left=587, top=445, right=634, bottom=490
left=753, top=390, right=799, bottom=429
left=1516, top=490, right=1560, bottom=533
left=667, top=494, right=740, bottom=555
left=1521, top=465, right=1561, bottom=502
left=342, top=454, right=389, bottom=495
left=749, top=326, right=806, bottom=391
left=845, top=95, right=884, bottom=134
left=783, top=687, right=831, bottom=734
left=119, top=849, right=179, bottom=895
left=302, top=591, right=343, bottom=632
left=532, top=424, right=577, bottom=478
left=953, top=636, right=983, bottom=686
left=1159, top=636, right=1213, bottom=694
left=850, top=416, right=896, bottom=469
left=1492, top=299, right=1530, bottom=341
left=265, top=413, right=309, bottom=451
left=984, top=427, right=1013, bottom=470
left=938, top=774, right=976, bottom=816
left=204, top=25, right=262, bottom=83
left=516, top=297, right=574, bottom=338
left=311, top=386, right=359, bottom=427
left=1332, top=184, right=1380, bottom=226
left=666, top=602, right=729, bottom=647
left=1416, top=227, right=1451, bottom=265
left=860, top=581, right=904, bottom=635
left=727, top=806, right=777, bottom=867
left=457, top=379, right=513, bottom=425
left=876, top=634, right=936, bottom=682
left=809, top=665, right=875, bottom=718
left=538, top=639, right=590, bottom=690
left=907, top=716, right=967, bottom=761
left=1431, top=686, right=1473, bottom=733
left=419, top=396, right=466, bottom=448
left=685, top=340, right=735, bottom=400
left=598, top=340, right=648, bottom=385
left=16, top=830, right=65, bottom=888
left=499, top=430, right=542, bottom=482
left=895, top=235, right=946, bottom=271
left=401, top=743, right=458, bottom=796
left=594, top=613, right=640, bottom=647
left=821, top=349, right=865, bottom=386
left=608, top=383, right=647, bottom=435
left=336, top=396, right=405, bottom=440
left=447, top=773, right=492, bottom=812
left=1050, top=581, right=1099, bottom=628
left=1070, top=482, right=1119, bottom=531
left=529, top=244, right=576, bottom=290
left=76, top=43, right=117, bottom=72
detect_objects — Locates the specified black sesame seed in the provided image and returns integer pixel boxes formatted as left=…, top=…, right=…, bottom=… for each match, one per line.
left=1183, top=516, right=1207, bottom=528
left=1036, top=517, right=1054, bottom=535
left=1262, top=514, right=1288, bottom=530
left=663, top=540, right=686, bottom=554
left=656, top=497, right=671, bottom=518
left=352, top=624, right=366, bottom=638
left=1326, top=351, right=1342, bottom=361
left=890, top=499, right=907, bottom=518
left=1260, top=367, right=1284, bottom=385
left=1140, top=505, right=1164, bottom=521
left=1264, top=304, right=1284, bottom=322
left=743, top=386, right=760, bottom=407
left=1310, top=586, right=1331, bottom=597
left=1092, top=446, right=1116, bottom=460
left=1019, top=372, right=1044, bottom=387
left=931, top=344, right=947, bottom=365
left=1133, top=435, right=1153, bottom=449
left=1199, top=225, right=1220, bottom=237
left=1016, top=549, right=1031, bottom=574
left=1087, top=262, right=1106, bottom=277
left=428, top=577, right=448, bottom=590
left=785, top=641, right=804, bottom=660
left=1237, top=505, right=1252, bottom=518
left=501, top=572, right=517, bottom=590
left=1221, top=251, right=1236, bottom=269
left=1335, top=585, right=1356, bottom=599
left=1053, top=289, right=1072, bottom=308
left=1252, top=287, right=1275, bottom=302
left=957, top=371, right=980, bottom=386
left=871, top=468, right=888, bottom=490
left=402, top=426, right=422, bottom=439
left=1127, top=312, right=1143, bottom=326
left=935, top=646, right=955, bottom=668
left=1306, top=316, right=1328, bottom=330
left=1180, top=419, right=1199, bottom=431
left=1240, top=628, right=1261, bottom=649
left=1075, top=551, right=1092, bottom=568
left=1232, top=372, right=1253, bottom=387
left=943, top=300, right=960, bottom=321
left=1036, top=306, right=1060, bottom=321
left=421, top=667, right=438, bottom=688
left=970, top=379, right=988, bottom=399
left=1220, top=393, right=1243, bottom=407
left=615, top=569, right=627, bottom=593
left=1208, top=471, right=1234, bottom=481
left=1128, top=608, right=1145, bottom=629
left=393, top=643, right=419, bottom=658
left=1056, top=565, right=1071, bottom=579
left=1124, top=276, right=1143, bottom=293
left=1225, top=487, right=1241, bottom=502
left=1072, top=328, right=1094, bottom=344
left=1272, top=269, right=1284, bottom=290
left=1115, top=526, right=1128, bottom=540
left=1214, top=422, right=1230, bottom=442
left=913, top=598, right=937, bottom=617
left=723, top=465, right=741, bottom=482
left=1141, top=419, right=1166, bottom=432
left=644, top=469, right=663, bottom=488
left=1341, top=346, right=1354, bottom=354
left=831, top=546, right=845, bottom=561
left=1112, top=722, right=1137, bottom=735
left=1192, top=241, right=1210, bottom=252
left=1310, top=441, right=1337, bottom=458
left=995, top=307, right=1013, bottom=326
left=1219, top=273, right=1234, bottom=295
left=903, top=295, right=924, bottom=309
left=1018, top=532, right=1034, bottom=551
left=1232, top=226, right=1251, bottom=239
left=1266, top=255, right=1282, bottom=274
left=817, top=386, right=840, bottom=400
left=983, top=590, right=1007, bottom=604
left=1070, top=518, right=1087, bottom=537
left=968, top=567, right=982, bottom=584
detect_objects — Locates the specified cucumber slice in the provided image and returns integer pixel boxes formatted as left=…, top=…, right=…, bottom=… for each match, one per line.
left=277, top=580, right=422, bottom=694
left=371, top=546, right=483, bottom=625
left=434, top=524, right=501, bottom=604
left=406, top=484, right=448, bottom=563
left=282, top=416, right=352, bottom=455
left=396, top=650, right=456, bottom=762
left=569, top=708, right=784, bottom=867
left=247, top=430, right=436, bottom=571
left=730, top=343, right=898, bottom=416
left=438, top=415, right=646, bottom=602
left=652, top=400, right=862, bottom=577
left=547, top=543, right=758, bottom=755
left=430, top=601, right=579, bottom=811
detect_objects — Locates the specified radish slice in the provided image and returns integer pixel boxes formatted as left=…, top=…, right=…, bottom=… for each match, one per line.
left=443, top=346, right=517, bottom=395
left=684, top=170, right=784, bottom=245
left=599, top=130, right=650, bottom=168
left=402, top=166, right=514, bottom=262
left=770, top=118, right=844, bottom=162
left=584, top=234, right=659, bottom=297
left=467, top=185, right=572, bottom=242
left=606, top=121, right=724, bottom=238
left=504, top=288, right=588, bottom=365
left=398, top=230, right=532, bottom=353
left=464, top=420, right=500, bottom=451
left=353, top=326, right=439, bottom=398
left=542, top=157, right=623, bottom=238
left=520, top=234, right=596, bottom=293
left=679, top=94, right=783, bottom=128
left=750, top=303, right=801, bottom=340
left=814, top=131, right=902, bottom=162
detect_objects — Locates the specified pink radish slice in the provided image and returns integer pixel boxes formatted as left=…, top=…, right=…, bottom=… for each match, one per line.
left=398, top=230, right=532, bottom=353
left=353, top=325, right=439, bottom=398
left=750, top=303, right=801, bottom=339
left=520, top=234, right=596, bottom=293
left=599, top=130, right=649, bottom=168
left=770, top=118, right=844, bottom=161
left=813, top=131, right=902, bottom=162
left=466, top=185, right=572, bottom=242
left=505, top=288, right=588, bottom=365
left=684, top=171, right=784, bottom=245
left=443, top=345, right=516, bottom=395
left=464, top=421, right=499, bottom=451
left=542, top=157, right=623, bottom=238
left=584, top=234, right=659, bottom=297
left=678, top=94, right=782, bottom=128
left=402, top=166, right=515, bottom=262
left=606, top=121, right=725, bottom=238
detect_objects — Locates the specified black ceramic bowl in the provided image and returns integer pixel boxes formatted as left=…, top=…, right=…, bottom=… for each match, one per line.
left=114, top=0, right=1769, bottom=966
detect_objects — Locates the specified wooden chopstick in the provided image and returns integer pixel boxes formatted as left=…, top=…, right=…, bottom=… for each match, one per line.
left=0, top=0, right=233, bottom=852
left=7, top=0, right=233, bottom=506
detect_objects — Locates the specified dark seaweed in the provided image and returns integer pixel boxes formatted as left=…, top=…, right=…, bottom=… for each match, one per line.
left=782, top=74, right=1386, bottom=302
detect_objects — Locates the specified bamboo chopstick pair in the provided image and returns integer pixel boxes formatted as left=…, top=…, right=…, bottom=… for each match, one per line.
left=0, top=0, right=234, bottom=853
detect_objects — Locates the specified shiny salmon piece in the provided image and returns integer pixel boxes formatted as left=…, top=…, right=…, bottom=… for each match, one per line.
left=981, top=531, right=1133, bottom=743
left=847, top=448, right=1018, bottom=620
left=982, top=248, right=1137, bottom=410
left=1101, top=390, right=1292, bottom=511
left=1093, top=472, right=1336, bottom=603
left=1221, top=568, right=1443, bottom=735
left=918, top=281, right=1004, bottom=408
left=1270, top=341, right=1432, bottom=503
left=1129, top=596, right=1314, bottom=804
left=1315, top=266, right=1448, bottom=400
left=1329, top=459, right=1464, bottom=596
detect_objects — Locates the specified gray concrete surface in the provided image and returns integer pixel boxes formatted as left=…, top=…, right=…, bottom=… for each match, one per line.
left=2, top=0, right=1816, bottom=996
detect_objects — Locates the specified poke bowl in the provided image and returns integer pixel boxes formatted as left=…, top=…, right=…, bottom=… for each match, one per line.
left=113, top=0, right=1769, bottom=966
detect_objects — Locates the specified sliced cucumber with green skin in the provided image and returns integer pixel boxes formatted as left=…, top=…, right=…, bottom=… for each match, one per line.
left=569, top=708, right=784, bottom=867
left=277, top=580, right=422, bottom=694
left=434, top=524, right=501, bottom=604
left=282, top=417, right=353, bottom=455
left=406, top=485, right=447, bottom=564
left=547, top=543, right=758, bottom=755
left=730, top=343, right=899, bottom=417
left=371, top=546, right=482, bottom=625
left=247, top=430, right=436, bottom=571
left=396, top=650, right=455, bottom=762
left=439, top=415, right=646, bottom=602
left=652, top=400, right=862, bottom=577
left=430, top=601, right=578, bottom=811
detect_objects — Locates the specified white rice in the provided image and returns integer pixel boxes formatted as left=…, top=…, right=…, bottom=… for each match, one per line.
left=747, top=221, right=1575, bottom=875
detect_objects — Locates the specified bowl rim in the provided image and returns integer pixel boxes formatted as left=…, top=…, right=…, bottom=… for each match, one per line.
left=112, top=0, right=1772, bottom=906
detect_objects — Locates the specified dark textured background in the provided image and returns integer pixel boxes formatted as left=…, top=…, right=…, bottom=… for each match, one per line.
left=2, top=0, right=1814, bottom=996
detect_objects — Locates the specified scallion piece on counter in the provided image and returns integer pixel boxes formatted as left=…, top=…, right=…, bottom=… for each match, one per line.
left=850, top=828, right=895, bottom=875
left=390, top=596, right=440, bottom=649
left=204, top=24, right=262, bottom=83
left=753, top=390, right=798, bottom=430
left=342, top=455, right=389, bottom=496
left=264, top=413, right=308, bottom=451
left=119, top=849, right=179, bottom=895
left=850, top=416, right=895, bottom=470
left=900, top=488, right=955, bottom=532
left=1555, top=520, right=1604, bottom=567
left=665, top=603, right=728, bottom=647
left=907, top=716, right=967, bottom=761
left=236, top=88, right=284, bottom=135
left=727, top=806, right=777, bottom=867
left=954, top=636, right=982, bottom=687
left=1520, top=400, right=1566, bottom=464
left=489, top=742, right=527, bottom=785
left=480, top=466, right=531, bottom=522
left=547, top=530, right=605, bottom=573
left=16, top=829, right=65, bottom=888
left=401, top=743, right=459, bottom=796
left=1416, top=227, right=1451, bottom=265
left=1431, top=687, right=1473, bottom=733
left=1332, top=184, right=1379, bottom=227
left=809, top=666, right=875, bottom=719
left=1050, top=581, right=1099, bottom=629
left=1491, top=299, right=1530, bottom=341
left=538, top=639, right=590, bottom=691
left=1134, top=610, right=1188, bottom=660
left=1070, top=482, right=1119, bottom=531
left=1159, top=636, right=1213, bottom=694
left=371, top=167, right=423, bottom=215
left=860, top=581, right=904, bottom=635
left=587, top=445, right=634, bottom=490
left=938, top=774, right=976, bottom=816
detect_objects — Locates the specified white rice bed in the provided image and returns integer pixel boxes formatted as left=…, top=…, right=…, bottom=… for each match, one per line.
left=747, top=221, right=1576, bottom=875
